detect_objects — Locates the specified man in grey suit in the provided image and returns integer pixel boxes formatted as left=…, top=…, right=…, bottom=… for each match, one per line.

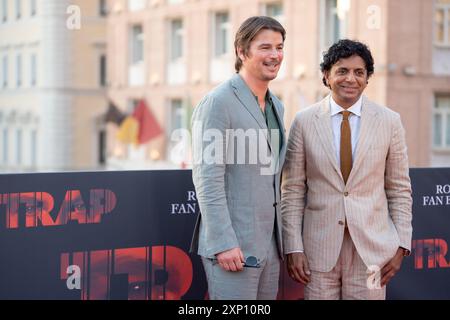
left=190, top=16, right=287, bottom=300
left=281, top=40, right=412, bottom=299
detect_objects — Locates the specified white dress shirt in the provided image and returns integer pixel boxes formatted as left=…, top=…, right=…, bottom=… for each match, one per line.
left=330, top=95, right=362, bottom=167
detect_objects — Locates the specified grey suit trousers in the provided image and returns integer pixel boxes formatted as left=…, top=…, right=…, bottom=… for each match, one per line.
left=201, top=234, right=280, bottom=300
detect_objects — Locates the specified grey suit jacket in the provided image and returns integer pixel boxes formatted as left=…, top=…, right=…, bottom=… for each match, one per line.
left=190, top=74, right=287, bottom=262
left=281, top=95, right=413, bottom=272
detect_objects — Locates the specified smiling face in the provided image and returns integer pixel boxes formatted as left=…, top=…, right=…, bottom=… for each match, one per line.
left=324, top=54, right=368, bottom=108
left=238, top=29, right=284, bottom=83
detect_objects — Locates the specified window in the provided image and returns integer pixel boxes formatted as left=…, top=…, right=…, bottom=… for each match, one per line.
left=131, top=25, right=144, bottom=64
left=98, top=129, right=106, bottom=165
left=100, top=54, right=107, bottom=86
left=129, top=26, right=144, bottom=86
left=30, top=54, right=36, bottom=86
left=167, top=19, right=186, bottom=84
left=128, top=0, right=146, bottom=11
left=265, top=2, right=283, bottom=21
left=435, top=0, right=450, bottom=46
left=170, top=19, right=183, bottom=61
left=15, top=0, right=21, bottom=19
left=31, top=129, right=37, bottom=166
left=213, top=12, right=230, bottom=57
left=168, top=99, right=188, bottom=164
left=1, top=0, right=7, bottom=22
left=99, top=0, right=107, bottom=16
left=30, top=0, right=36, bottom=16
left=2, top=128, right=7, bottom=164
left=2, top=55, right=8, bottom=88
left=16, top=54, right=21, bottom=87
left=321, top=0, right=349, bottom=49
left=433, top=95, right=450, bottom=149
left=210, top=12, right=232, bottom=83
left=16, top=129, right=22, bottom=165
left=170, top=99, right=186, bottom=132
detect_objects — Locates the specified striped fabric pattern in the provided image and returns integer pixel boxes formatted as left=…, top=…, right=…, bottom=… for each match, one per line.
left=281, top=95, right=412, bottom=272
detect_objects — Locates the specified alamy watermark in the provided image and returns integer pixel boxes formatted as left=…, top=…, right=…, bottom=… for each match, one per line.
left=66, top=265, right=81, bottom=290
left=66, top=5, right=81, bottom=30
left=170, top=121, right=282, bottom=176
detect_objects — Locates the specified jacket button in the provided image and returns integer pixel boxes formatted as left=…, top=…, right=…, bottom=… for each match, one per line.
left=344, top=192, right=349, bottom=196
left=273, top=202, right=278, bottom=207
left=338, top=220, right=344, bottom=225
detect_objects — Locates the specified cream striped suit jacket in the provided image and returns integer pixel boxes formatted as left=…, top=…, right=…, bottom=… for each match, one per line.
left=281, top=95, right=412, bottom=272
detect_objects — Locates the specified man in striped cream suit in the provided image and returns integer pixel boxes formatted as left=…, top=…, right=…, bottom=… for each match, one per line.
left=281, top=40, right=412, bottom=300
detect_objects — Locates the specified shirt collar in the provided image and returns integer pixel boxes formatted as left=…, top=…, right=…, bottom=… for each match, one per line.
left=253, top=90, right=273, bottom=103
left=330, top=95, right=362, bottom=117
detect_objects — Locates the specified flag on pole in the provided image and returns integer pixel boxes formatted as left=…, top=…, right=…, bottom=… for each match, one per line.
left=132, top=100, right=163, bottom=145
left=116, top=116, right=139, bottom=145
left=115, top=99, right=163, bottom=145
left=104, top=102, right=126, bottom=125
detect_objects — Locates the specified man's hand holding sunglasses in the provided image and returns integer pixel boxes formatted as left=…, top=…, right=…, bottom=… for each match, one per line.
left=212, top=248, right=261, bottom=272
left=214, top=247, right=245, bottom=272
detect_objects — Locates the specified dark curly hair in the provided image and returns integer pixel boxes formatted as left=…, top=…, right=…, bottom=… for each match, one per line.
left=320, top=39, right=374, bottom=88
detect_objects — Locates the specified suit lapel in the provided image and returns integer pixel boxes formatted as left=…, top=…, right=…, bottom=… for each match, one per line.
left=231, top=74, right=268, bottom=130
left=271, top=95, right=286, bottom=162
left=271, top=94, right=286, bottom=141
left=313, top=96, right=341, bottom=177
left=346, top=96, right=381, bottom=186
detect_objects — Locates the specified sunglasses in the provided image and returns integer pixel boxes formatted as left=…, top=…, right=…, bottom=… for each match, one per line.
left=243, top=256, right=261, bottom=268
left=209, top=256, right=261, bottom=268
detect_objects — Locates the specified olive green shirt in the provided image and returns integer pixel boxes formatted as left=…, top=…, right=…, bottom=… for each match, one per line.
left=255, top=92, right=282, bottom=152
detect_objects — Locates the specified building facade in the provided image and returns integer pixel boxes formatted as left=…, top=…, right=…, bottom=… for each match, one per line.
left=0, top=0, right=108, bottom=171
left=106, top=0, right=450, bottom=169
left=1, top=0, right=449, bottom=171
